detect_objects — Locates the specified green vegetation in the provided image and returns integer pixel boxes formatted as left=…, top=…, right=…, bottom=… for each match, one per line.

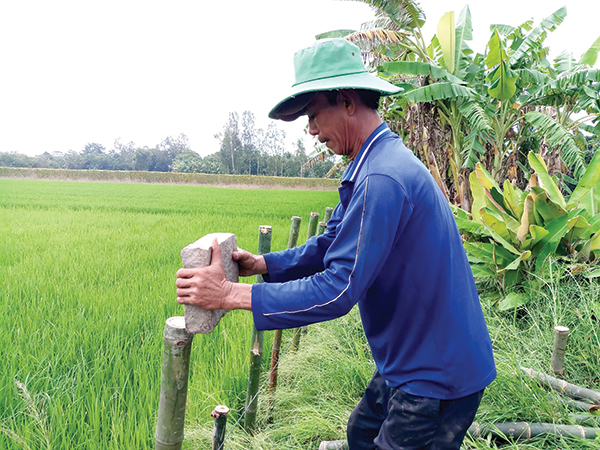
left=0, top=178, right=338, bottom=449
left=454, top=152, right=600, bottom=308
left=322, top=2, right=600, bottom=211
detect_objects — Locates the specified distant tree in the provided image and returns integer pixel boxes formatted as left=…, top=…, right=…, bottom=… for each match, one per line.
left=172, top=149, right=204, bottom=173
left=111, top=139, right=136, bottom=170
left=215, top=113, right=243, bottom=174
left=0, top=152, right=36, bottom=168
left=157, top=133, right=190, bottom=164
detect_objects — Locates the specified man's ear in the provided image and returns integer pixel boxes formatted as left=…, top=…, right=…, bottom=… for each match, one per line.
left=338, top=90, right=356, bottom=116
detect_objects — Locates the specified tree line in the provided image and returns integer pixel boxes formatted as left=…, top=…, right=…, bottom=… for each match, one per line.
left=0, top=111, right=335, bottom=178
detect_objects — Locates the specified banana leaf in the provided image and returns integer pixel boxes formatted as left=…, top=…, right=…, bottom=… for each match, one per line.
left=509, top=7, right=567, bottom=65
left=437, top=11, right=455, bottom=74
left=531, top=188, right=567, bottom=226
left=502, top=180, right=525, bottom=220
left=569, top=150, right=600, bottom=214
left=528, top=153, right=567, bottom=208
left=499, top=292, right=529, bottom=311
left=481, top=209, right=514, bottom=242
left=525, top=115, right=586, bottom=180
left=579, top=36, right=600, bottom=67
left=403, top=82, right=474, bottom=103
left=517, top=194, right=535, bottom=243
left=533, top=209, right=583, bottom=272
left=499, top=251, right=532, bottom=274
left=381, top=61, right=463, bottom=85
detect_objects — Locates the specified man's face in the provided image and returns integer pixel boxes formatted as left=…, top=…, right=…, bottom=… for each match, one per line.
left=304, top=93, right=350, bottom=156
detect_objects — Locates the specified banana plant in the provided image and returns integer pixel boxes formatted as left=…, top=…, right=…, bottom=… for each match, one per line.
left=455, top=151, right=600, bottom=309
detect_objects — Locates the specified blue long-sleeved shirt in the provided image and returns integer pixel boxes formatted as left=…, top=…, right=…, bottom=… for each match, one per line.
left=252, top=123, right=496, bottom=400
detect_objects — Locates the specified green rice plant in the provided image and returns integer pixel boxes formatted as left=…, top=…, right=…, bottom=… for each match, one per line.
left=0, top=178, right=338, bottom=449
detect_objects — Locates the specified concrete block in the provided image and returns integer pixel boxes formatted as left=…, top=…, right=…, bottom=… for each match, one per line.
left=181, top=233, right=239, bottom=334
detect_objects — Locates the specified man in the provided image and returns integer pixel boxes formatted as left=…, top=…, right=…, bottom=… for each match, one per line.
left=176, top=38, right=496, bottom=449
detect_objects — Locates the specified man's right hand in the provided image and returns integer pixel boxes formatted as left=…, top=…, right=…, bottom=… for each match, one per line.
left=232, top=248, right=268, bottom=277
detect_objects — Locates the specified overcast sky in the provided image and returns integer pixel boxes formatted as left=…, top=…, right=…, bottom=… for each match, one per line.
left=0, top=1, right=598, bottom=158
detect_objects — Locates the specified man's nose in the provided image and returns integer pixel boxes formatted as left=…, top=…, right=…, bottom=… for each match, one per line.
left=308, top=120, right=318, bottom=136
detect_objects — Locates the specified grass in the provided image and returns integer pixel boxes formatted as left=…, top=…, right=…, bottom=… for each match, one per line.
left=0, top=178, right=338, bottom=449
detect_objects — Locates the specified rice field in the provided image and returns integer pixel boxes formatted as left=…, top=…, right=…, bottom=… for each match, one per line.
left=0, top=178, right=339, bottom=449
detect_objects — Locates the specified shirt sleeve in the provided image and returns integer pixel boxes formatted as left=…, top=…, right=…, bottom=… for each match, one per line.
left=261, top=204, right=343, bottom=283
left=252, top=174, right=413, bottom=330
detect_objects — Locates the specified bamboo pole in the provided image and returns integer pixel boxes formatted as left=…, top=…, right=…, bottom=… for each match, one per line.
left=155, top=316, right=194, bottom=450
left=324, top=206, right=333, bottom=223
left=292, top=213, right=319, bottom=352
left=286, top=216, right=302, bottom=249
left=520, top=366, right=600, bottom=404
left=244, top=225, right=272, bottom=433
left=551, top=326, right=569, bottom=376
left=211, top=405, right=229, bottom=450
left=468, top=421, right=600, bottom=441
left=269, top=217, right=302, bottom=397
left=317, top=221, right=327, bottom=235
left=556, top=395, right=596, bottom=412
left=306, top=211, right=320, bottom=239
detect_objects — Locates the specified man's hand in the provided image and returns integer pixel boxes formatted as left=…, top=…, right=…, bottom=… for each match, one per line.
left=176, top=238, right=232, bottom=309
left=232, top=248, right=268, bottom=277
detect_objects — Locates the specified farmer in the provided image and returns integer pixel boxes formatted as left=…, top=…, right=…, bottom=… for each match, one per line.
left=176, top=38, right=496, bottom=449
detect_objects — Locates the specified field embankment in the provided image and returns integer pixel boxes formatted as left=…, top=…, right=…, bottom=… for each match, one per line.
left=0, top=166, right=340, bottom=190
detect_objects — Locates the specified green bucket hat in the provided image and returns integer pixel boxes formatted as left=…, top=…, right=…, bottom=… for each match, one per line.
left=269, top=38, right=402, bottom=122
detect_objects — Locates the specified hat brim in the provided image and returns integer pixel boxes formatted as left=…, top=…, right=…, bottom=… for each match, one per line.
left=269, top=72, right=403, bottom=122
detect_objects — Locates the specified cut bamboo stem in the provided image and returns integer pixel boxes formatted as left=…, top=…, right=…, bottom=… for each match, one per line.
left=520, top=366, right=600, bottom=404
left=317, top=221, right=327, bottom=235
left=155, top=317, right=194, bottom=450
left=292, top=213, right=319, bottom=352
left=324, top=206, right=333, bottom=223
left=244, top=225, right=271, bottom=433
left=551, top=326, right=569, bottom=376
left=286, top=216, right=302, bottom=249
left=269, top=216, right=302, bottom=397
left=468, top=421, right=600, bottom=441
left=211, top=405, right=229, bottom=450
left=306, top=211, right=319, bottom=239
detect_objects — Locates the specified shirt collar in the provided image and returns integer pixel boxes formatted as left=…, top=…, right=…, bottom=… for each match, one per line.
left=341, top=122, right=390, bottom=183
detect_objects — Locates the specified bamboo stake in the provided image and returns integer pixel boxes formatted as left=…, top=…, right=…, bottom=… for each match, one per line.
left=306, top=211, right=320, bottom=239
left=211, top=405, right=229, bottom=450
left=324, top=206, right=333, bottom=223
left=155, top=316, right=194, bottom=450
left=292, top=213, right=319, bottom=352
left=269, top=217, right=302, bottom=396
left=468, top=421, right=600, bottom=441
left=551, top=326, right=569, bottom=376
left=520, top=366, right=600, bottom=404
left=243, top=225, right=271, bottom=433
left=286, top=216, right=302, bottom=249
left=317, top=221, right=327, bottom=235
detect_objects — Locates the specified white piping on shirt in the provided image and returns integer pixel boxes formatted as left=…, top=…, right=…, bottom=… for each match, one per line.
left=349, top=128, right=387, bottom=183
left=264, top=176, right=370, bottom=316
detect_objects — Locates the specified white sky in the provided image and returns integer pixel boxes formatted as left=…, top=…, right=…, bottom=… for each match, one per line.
left=0, top=1, right=598, bottom=158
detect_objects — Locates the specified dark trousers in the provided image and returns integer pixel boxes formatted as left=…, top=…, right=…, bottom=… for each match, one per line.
left=347, top=371, right=483, bottom=450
